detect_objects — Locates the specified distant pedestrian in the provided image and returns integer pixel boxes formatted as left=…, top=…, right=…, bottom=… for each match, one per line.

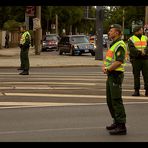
left=5, top=31, right=9, bottom=48
left=127, top=25, right=148, bottom=96
left=102, top=24, right=127, bottom=135
left=18, top=24, right=31, bottom=75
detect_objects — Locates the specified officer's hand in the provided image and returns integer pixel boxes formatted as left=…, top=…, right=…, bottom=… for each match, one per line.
left=141, top=48, right=145, bottom=56
left=102, top=65, right=108, bottom=74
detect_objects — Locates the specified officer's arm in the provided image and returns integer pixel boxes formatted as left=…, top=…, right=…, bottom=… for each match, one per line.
left=107, top=61, right=122, bottom=72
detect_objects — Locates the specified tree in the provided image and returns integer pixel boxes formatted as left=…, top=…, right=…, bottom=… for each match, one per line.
left=3, top=20, right=22, bottom=31
left=103, top=6, right=145, bottom=33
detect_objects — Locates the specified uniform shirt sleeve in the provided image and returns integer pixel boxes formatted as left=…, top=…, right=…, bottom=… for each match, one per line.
left=115, top=46, right=125, bottom=63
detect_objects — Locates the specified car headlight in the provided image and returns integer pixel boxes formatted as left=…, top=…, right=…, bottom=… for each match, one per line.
left=43, top=43, right=46, bottom=46
left=74, top=45, right=78, bottom=49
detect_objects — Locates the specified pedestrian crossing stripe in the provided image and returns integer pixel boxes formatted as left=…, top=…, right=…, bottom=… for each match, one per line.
left=0, top=101, right=148, bottom=109
left=3, top=93, right=148, bottom=100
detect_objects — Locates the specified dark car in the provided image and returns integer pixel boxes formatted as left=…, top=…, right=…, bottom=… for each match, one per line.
left=42, top=34, right=60, bottom=51
left=57, top=35, right=96, bottom=56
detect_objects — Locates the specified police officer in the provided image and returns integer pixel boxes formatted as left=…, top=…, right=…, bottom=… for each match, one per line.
left=18, top=24, right=31, bottom=75
left=102, top=24, right=127, bottom=135
left=127, top=25, right=148, bottom=96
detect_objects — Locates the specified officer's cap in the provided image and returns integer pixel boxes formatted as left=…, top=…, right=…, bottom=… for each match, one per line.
left=109, top=24, right=122, bottom=32
left=133, top=25, right=143, bottom=33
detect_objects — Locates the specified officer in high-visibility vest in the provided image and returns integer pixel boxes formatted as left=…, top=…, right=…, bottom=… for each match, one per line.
left=127, top=25, right=148, bottom=96
left=18, top=24, right=31, bottom=75
left=102, top=24, right=127, bottom=135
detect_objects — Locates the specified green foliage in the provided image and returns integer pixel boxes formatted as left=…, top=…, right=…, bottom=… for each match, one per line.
left=103, top=6, right=145, bottom=34
left=0, top=6, right=146, bottom=36
left=3, top=20, right=22, bottom=31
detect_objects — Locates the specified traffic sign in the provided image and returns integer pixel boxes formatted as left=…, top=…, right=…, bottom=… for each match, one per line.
left=26, top=6, right=35, bottom=16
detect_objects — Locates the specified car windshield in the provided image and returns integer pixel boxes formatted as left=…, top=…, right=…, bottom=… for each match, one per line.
left=45, top=35, right=58, bottom=41
left=71, top=36, right=89, bottom=43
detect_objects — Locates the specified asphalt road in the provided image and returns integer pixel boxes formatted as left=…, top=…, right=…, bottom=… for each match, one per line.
left=0, top=66, right=148, bottom=142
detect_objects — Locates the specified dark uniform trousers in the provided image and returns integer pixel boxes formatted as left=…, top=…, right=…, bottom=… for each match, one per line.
left=20, top=46, right=29, bottom=71
left=106, top=72, right=126, bottom=123
left=131, top=59, right=148, bottom=90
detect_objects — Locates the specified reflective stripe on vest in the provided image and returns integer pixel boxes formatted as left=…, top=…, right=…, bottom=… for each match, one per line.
left=129, top=35, right=147, bottom=50
left=20, top=31, right=31, bottom=45
left=104, top=40, right=127, bottom=72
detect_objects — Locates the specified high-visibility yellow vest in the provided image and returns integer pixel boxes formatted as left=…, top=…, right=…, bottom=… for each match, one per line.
left=129, top=35, right=147, bottom=51
left=20, top=31, right=31, bottom=45
left=104, top=40, right=127, bottom=72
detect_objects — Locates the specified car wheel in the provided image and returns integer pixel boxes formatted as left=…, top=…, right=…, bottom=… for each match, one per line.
left=42, top=48, right=46, bottom=52
left=56, top=47, right=58, bottom=51
left=70, top=48, right=74, bottom=56
left=91, top=51, right=95, bottom=56
left=59, top=49, right=63, bottom=55
left=79, top=52, right=82, bottom=56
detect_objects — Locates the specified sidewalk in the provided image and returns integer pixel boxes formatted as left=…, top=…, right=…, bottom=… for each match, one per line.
left=0, top=47, right=103, bottom=68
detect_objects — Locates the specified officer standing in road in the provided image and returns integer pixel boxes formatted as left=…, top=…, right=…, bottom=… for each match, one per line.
left=127, top=25, right=148, bottom=96
left=18, top=24, right=31, bottom=75
left=102, top=24, right=127, bottom=135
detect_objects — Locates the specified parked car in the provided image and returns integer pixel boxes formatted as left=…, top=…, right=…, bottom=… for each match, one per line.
left=57, top=35, right=96, bottom=56
left=42, top=34, right=60, bottom=51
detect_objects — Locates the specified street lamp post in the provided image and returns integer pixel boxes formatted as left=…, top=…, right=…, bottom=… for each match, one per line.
left=56, top=14, right=58, bottom=35
left=145, top=6, right=148, bottom=25
left=95, top=6, right=103, bottom=60
left=122, top=8, right=125, bottom=40
left=34, top=6, right=42, bottom=55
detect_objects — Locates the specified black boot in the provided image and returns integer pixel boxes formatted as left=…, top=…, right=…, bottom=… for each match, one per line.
left=106, top=123, right=117, bottom=130
left=109, top=123, right=127, bottom=135
left=19, top=70, right=29, bottom=75
left=17, top=67, right=24, bottom=70
left=145, top=90, right=148, bottom=96
left=132, top=89, right=140, bottom=96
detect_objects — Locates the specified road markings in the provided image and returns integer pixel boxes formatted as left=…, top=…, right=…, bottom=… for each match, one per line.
left=0, top=82, right=96, bottom=86
left=0, top=101, right=148, bottom=109
left=0, top=86, right=86, bottom=90
left=0, top=126, right=106, bottom=135
left=3, top=92, right=148, bottom=100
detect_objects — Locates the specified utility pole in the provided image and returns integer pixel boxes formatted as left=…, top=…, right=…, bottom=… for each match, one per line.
left=34, top=6, right=42, bottom=55
left=145, top=6, right=148, bottom=24
left=25, top=13, right=29, bottom=30
left=95, top=6, right=103, bottom=60
left=56, top=14, right=58, bottom=35
left=122, top=8, right=125, bottom=40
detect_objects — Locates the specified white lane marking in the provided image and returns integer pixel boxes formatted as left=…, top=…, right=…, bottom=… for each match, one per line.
left=0, top=101, right=148, bottom=109
left=0, top=86, right=85, bottom=90
left=4, top=93, right=148, bottom=100
left=0, top=102, right=96, bottom=106
left=0, top=82, right=96, bottom=86
left=1, top=101, right=148, bottom=106
left=0, top=102, right=102, bottom=109
left=0, top=126, right=106, bottom=135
